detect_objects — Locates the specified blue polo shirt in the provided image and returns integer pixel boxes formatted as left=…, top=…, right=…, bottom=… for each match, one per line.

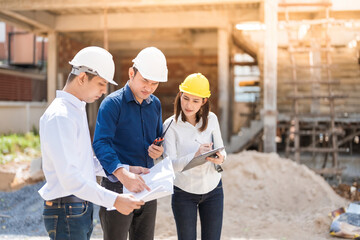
left=93, top=83, right=163, bottom=182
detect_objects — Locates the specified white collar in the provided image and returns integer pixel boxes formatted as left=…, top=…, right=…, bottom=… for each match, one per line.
left=56, top=90, right=86, bottom=110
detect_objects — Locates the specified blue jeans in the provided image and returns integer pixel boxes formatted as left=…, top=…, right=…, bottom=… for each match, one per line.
left=42, top=201, right=94, bottom=240
left=172, top=180, right=224, bottom=240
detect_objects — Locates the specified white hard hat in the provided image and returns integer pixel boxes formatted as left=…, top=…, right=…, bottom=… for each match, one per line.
left=132, top=47, right=168, bottom=82
left=69, top=46, right=117, bottom=85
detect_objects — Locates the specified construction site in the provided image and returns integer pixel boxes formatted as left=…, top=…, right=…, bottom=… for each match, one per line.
left=0, top=0, right=360, bottom=239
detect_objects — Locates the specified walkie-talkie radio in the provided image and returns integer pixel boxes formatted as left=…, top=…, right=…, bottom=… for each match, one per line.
left=153, top=119, right=174, bottom=146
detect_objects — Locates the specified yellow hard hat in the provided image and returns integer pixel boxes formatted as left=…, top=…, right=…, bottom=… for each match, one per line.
left=179, top=73, right=211, bottom=98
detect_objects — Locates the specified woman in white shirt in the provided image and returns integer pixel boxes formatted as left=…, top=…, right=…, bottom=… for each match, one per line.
left=163, top=73, right=226, bottom=240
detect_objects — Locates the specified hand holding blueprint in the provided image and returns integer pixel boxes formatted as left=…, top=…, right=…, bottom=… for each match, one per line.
left=107, top=157, right=174, bottom=211
left=124, top=156, right=174, bottom=202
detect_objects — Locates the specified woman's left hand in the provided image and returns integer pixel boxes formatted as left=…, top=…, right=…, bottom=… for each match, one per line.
left=206, top=151, right=224, bottom=165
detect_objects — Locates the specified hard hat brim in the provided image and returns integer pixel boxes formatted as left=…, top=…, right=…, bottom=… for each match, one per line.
left=69, top=62, right=118, bottom=85
left=104, top=78, right=118, bottom=85
left=137, top=68, right=168, bottom=82
left=180, top=89, right=211, bottom=98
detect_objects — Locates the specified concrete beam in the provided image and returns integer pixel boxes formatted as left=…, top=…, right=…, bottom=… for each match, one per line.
left=15, top=10, right=55, bottom=30
left=88, top=31, right=217, bottom=51
left=0, top=12, right=34, bottom=31
left=278, top=11, right=360, bottom=21
left=109, top=39, right=217, bottom=51
left=0, top=0, right=261, bottom=11
left=232, top=31, right=258, bottom=60
left=55, top=11, right=231, bottom=31
left=0, top=10, right=55, bottom=30
left=333, top=0, right=360, bottom=11
left=71, top=29, right=205, bottom=43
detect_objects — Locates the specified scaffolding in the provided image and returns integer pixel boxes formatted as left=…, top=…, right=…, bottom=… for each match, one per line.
left=280, top=0, right=348, bottom=176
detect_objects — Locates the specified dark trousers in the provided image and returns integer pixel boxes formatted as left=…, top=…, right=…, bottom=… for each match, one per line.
left=171, top=180, right=224, bottom=240
left=43, top=201, right=93, bottom=240
left=99, top=177, right=157, bottom=240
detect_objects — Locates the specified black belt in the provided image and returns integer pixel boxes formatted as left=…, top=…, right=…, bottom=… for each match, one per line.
left=45, top=195, right=85, bottom=206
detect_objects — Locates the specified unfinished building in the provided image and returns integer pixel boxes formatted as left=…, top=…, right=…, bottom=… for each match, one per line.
left=0, top=0, right=359, bottom=177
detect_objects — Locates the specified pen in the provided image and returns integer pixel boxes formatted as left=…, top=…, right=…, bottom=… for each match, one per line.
left=194, top=138, right=223, bottom=173
left=195, top=139, right=213, bottom=147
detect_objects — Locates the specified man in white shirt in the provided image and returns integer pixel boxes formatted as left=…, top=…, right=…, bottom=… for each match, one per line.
left=38, top=46, right=144, bottom=240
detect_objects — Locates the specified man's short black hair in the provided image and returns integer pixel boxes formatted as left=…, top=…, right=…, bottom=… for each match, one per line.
left=66, top=72, right=96, bottom=83
left=133, top=66, right=138, bottom=77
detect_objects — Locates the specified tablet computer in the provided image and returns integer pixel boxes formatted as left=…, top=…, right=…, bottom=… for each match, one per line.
left=181, top=146, right=225, bottom=172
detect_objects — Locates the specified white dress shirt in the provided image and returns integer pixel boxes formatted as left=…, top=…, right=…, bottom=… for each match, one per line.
left=163, top=112, right=226, bottom=194
left=38, top=91, right=118, bottom=209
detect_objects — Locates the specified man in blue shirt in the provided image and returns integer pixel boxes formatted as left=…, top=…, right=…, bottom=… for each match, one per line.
left=93, top=47, right=168, bottom=240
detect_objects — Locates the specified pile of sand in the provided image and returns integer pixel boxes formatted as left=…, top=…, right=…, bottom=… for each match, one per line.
left=154, top=151, right=348, bottom=240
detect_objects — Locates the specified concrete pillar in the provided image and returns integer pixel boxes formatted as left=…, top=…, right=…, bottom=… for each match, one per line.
left=217, top=27, right=230, bottom=143
left=310, top=39, right=321, bottom=114
left=47, top=31, right=58, bottom=103
left=25, top=103, right=30, bottom=132
left=263, top=0, right=278, bottom=153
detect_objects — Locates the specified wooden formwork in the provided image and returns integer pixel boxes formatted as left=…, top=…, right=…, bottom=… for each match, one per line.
left=280, top=0, right=350, bottom=177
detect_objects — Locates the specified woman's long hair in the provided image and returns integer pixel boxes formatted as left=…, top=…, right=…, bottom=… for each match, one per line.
left=174, top=92, right=210, bottom=132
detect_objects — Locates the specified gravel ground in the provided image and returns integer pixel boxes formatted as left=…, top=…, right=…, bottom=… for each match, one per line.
left=0, top=182, right=46, bottom=236
left=0, top=182, right=102, bottom=239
